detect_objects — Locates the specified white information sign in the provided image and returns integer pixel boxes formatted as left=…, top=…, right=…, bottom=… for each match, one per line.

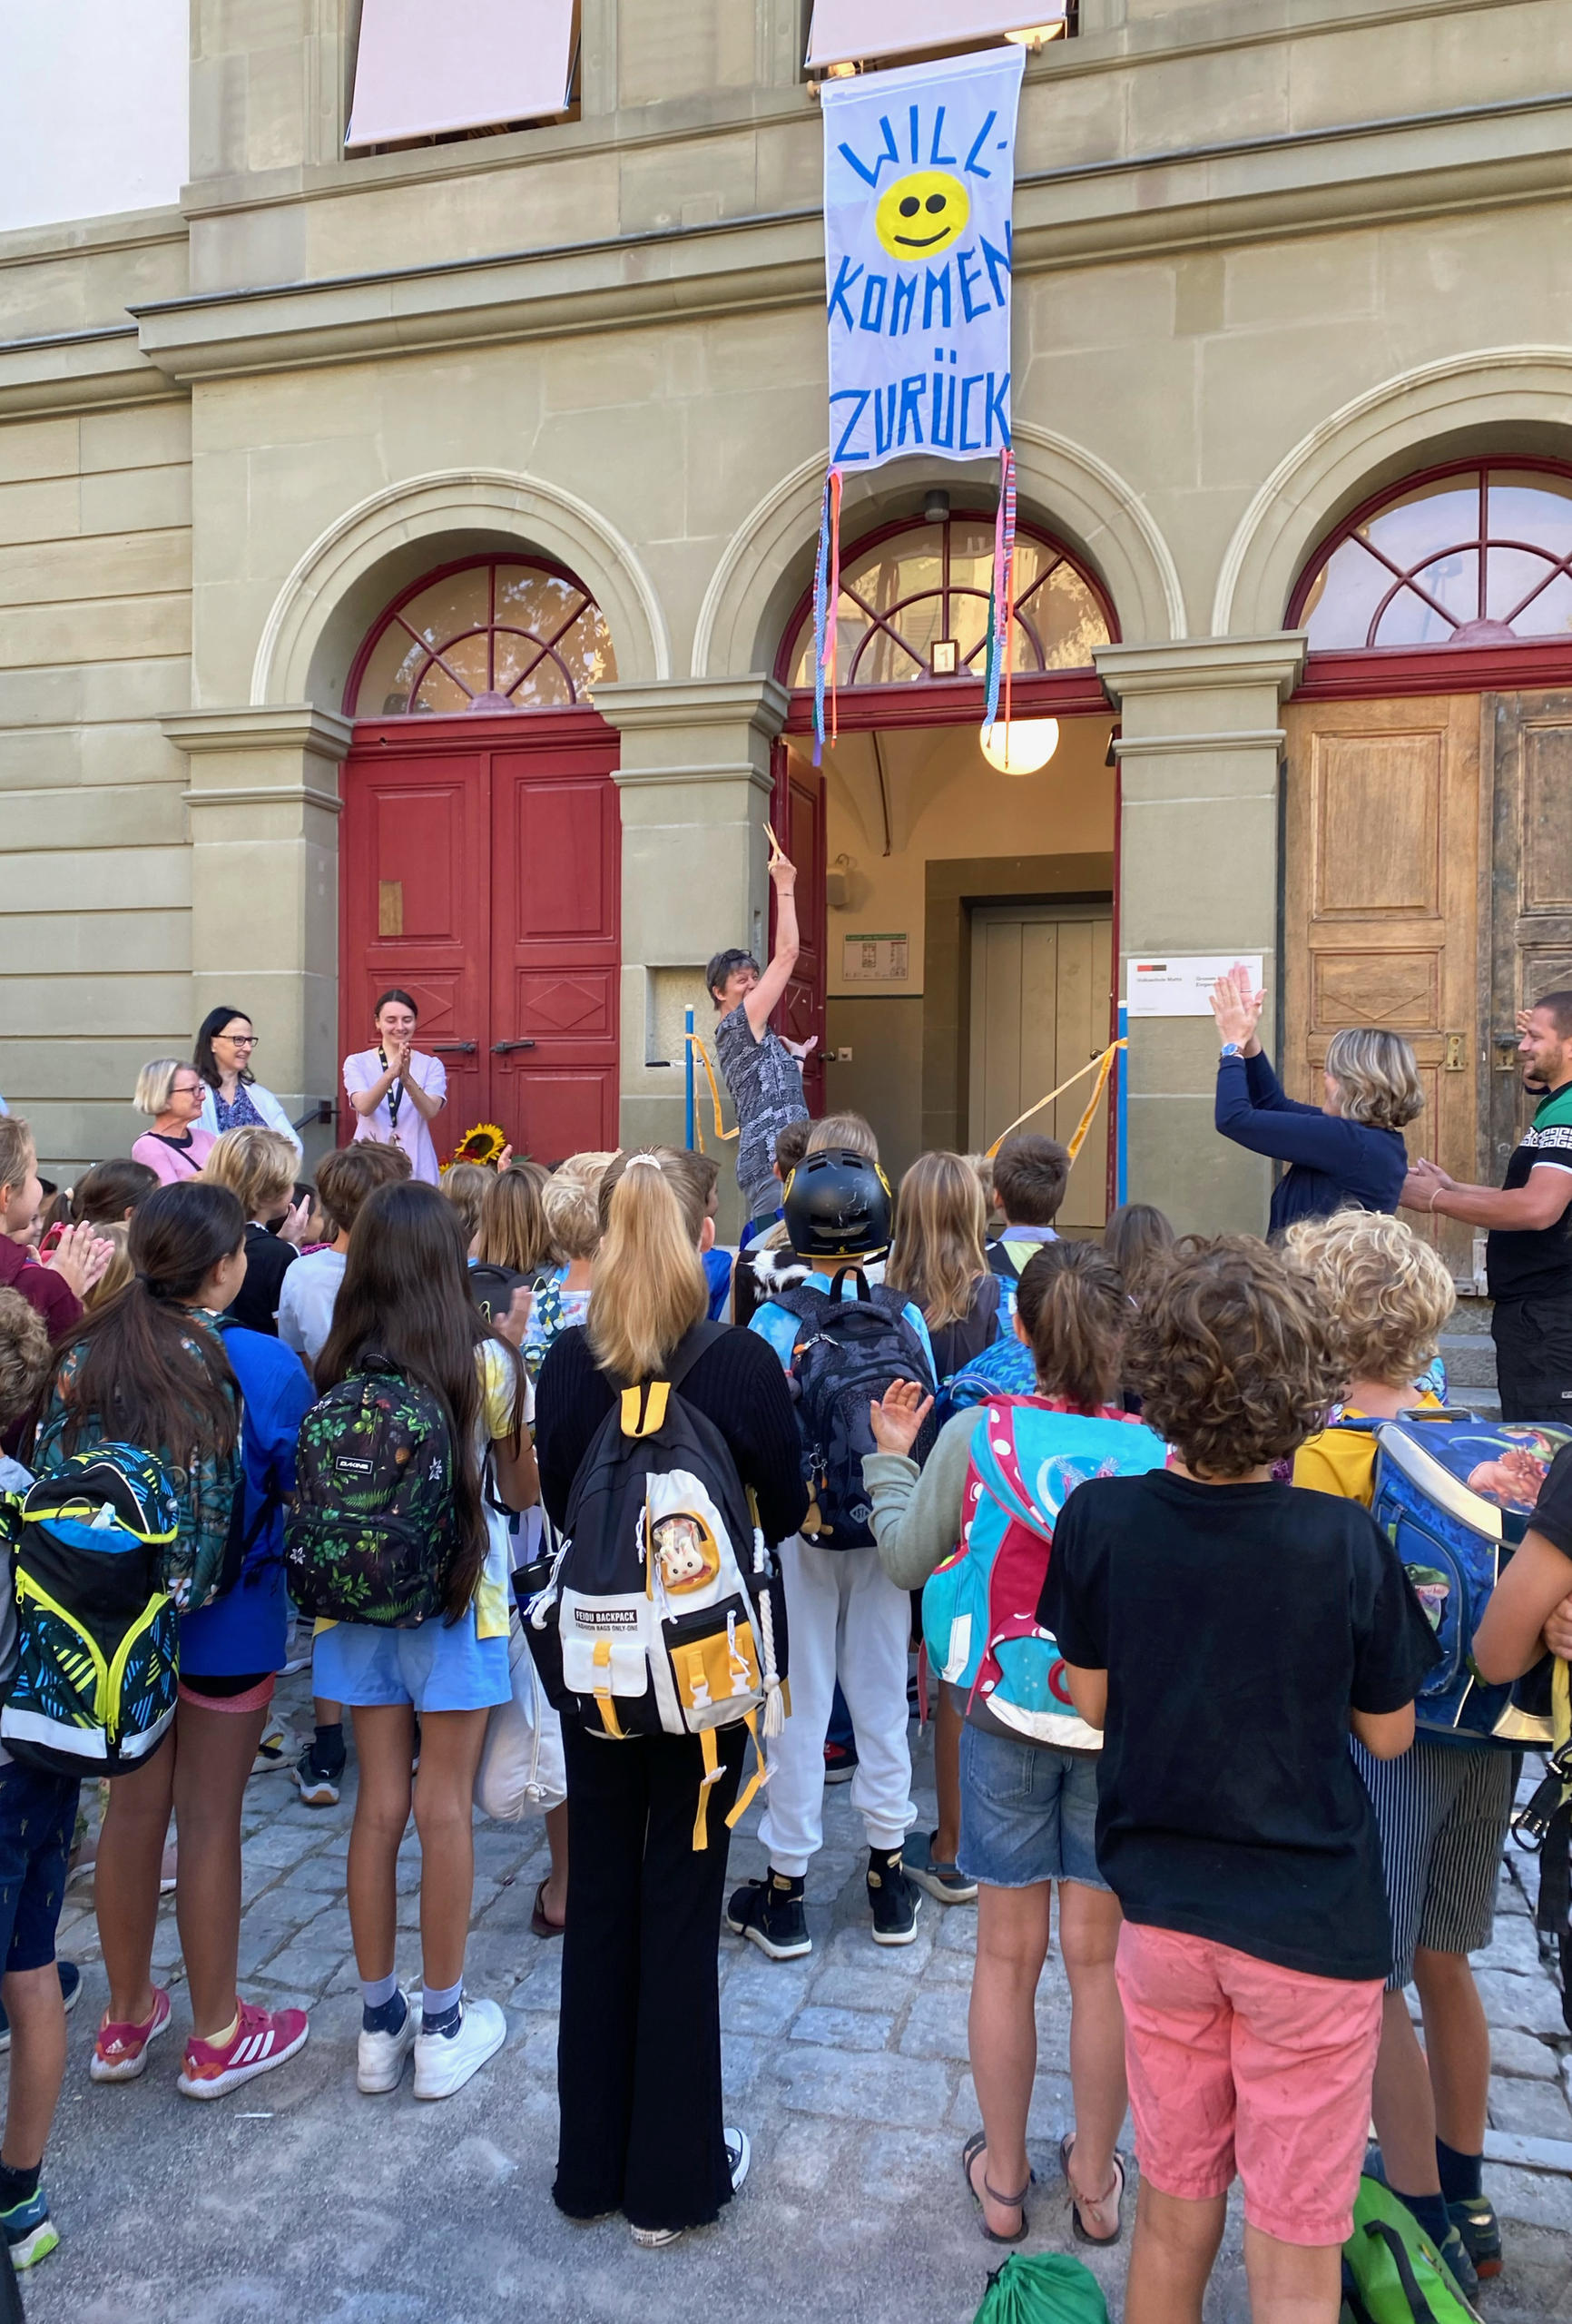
left=843, top=932, right=910, bottom=982
left=1125, top=955, right=1263, bottom=1019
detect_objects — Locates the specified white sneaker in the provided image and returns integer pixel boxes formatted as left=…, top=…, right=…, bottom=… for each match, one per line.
left=357, top=1992, right=418, bottom=2095
left=412, top=1995, right=506, bottom=2101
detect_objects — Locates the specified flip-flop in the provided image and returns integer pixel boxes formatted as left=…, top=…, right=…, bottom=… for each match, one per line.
left=530, top=1878, right=565, bottom=1939
left=1061, top=2133, right=1126, bottom=2246
left=962, top=2130, right=1031, bottom=2245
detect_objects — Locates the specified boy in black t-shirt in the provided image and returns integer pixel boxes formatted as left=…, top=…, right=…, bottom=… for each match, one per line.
left=1041, top=1237, right=1439, bottom=2324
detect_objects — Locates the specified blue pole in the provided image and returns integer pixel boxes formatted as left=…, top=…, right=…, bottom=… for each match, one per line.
left=684, top=1006, right=695, bottom=1151
left=1115, top=1004, right=1129, bottom=1207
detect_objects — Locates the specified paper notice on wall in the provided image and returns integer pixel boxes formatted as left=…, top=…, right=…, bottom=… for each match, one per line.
left=1125, top=955, right=1263, bottom=1018
left=843, top=933, right=910, bottom=982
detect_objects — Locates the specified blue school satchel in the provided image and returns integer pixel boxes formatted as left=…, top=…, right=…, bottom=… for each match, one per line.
left=1362, top=1413, right=1572, bottom=1748
left=922, top=1400, right=1166, bottom=1746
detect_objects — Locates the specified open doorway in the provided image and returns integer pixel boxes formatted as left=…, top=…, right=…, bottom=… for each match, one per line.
left=781, top=712, right=1117, bottom=1215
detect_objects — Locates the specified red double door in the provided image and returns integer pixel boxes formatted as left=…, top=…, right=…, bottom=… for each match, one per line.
left=340, top=714, right=621, bottom=1167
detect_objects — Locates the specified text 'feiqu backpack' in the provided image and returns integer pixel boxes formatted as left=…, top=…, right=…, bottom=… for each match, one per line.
left=923, top=1400, right=1166, bottom=1745
left=525, top=1323, right=787, bottom=1848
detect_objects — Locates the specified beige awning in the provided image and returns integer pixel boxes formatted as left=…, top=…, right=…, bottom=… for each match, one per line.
left=806, top=1, right=1066, bottom=70
left=347, top=0, right=575, bottom=147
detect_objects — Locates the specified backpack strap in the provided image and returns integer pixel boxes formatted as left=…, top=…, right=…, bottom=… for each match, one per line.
left=1358, top=2220, right=1446, bottom=2321
left=616, top=1321, right=730, bottom=1439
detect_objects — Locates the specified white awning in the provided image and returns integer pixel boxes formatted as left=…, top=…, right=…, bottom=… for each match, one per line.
left=807, top=2, right=1066, bottom=70
left=347, top=0, right=576, bottom=148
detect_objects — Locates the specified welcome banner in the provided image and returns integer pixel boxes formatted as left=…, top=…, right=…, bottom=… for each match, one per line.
left=820, top=43, right=1025, bottom=471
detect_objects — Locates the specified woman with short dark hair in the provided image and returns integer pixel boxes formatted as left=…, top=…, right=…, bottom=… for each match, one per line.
left=707, top=847, right=813, bottom=1226
left=342, top=989, right=447, bottom=1184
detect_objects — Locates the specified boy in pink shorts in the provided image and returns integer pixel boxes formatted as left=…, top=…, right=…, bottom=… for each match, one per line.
left=1040, top=1237, right=1439, bottom=2324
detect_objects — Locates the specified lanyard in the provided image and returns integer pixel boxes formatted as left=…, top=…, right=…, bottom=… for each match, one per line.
left=378, top=1047, right=404, bottom=1133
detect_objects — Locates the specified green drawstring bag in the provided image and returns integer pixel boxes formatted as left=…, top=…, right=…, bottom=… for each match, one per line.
left=973, top=2252, right=1109, bottom=2324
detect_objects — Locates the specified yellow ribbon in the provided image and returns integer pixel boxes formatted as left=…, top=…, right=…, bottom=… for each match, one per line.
left=986, top=1039, right=1126, bottom=1163
left=683, top=1030, right=740, bottom=1153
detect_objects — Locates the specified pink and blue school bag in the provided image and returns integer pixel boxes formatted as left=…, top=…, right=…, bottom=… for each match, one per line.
left=922, top=1398, right=1166, bottom=1747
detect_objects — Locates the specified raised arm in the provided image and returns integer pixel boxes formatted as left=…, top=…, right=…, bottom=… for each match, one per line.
left=743, top=852, right=801, bottom=1039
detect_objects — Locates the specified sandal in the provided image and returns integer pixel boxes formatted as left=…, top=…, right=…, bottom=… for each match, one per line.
left=1060, top=2133, right=1126, bottom=2247
left=530, top=1878, right=565, bottom=1939
left=962, top=2130, right=1032, bottom=2245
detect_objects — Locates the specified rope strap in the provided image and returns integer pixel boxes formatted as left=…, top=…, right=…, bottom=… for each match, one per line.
left=986, top=1039, right=1126, bottom=1161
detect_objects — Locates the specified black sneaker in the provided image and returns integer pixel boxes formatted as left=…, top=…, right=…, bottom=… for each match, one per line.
left=726, top=1871, right=811, bottom=1960
left=293, top=1738, right=343, bottom=1807
left=867, top=1847, right=922, bottom=1945
left=823, top=1738, right=858, bottom=1785
left=1448, top=2194, right=1501, bottom=2280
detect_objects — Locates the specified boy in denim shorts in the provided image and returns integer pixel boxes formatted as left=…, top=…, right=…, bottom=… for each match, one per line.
left=0, top=1286, right=84, bottom=2268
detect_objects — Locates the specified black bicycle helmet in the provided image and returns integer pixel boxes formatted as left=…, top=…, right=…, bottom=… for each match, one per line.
left=782, top=1148, right=893, bottom=1261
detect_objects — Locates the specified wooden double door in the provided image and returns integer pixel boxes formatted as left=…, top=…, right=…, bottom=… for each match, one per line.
left=968, top=904, right=1114, bottom=1233
left=1283, top=688, right=1572, bottom=1273
left=340, top=714, right=621, bottom=1167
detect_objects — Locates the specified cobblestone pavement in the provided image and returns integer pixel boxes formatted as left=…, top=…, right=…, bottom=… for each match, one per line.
left=17, top=1665, right=1572, bottom=2324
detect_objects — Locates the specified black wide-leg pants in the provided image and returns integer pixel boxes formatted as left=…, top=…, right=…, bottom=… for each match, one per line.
left=553, top=1718, right=745, bottom=2233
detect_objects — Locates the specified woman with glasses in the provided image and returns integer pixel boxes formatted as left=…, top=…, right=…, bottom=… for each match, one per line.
left=132, top=1061, right=218, bottom=1184
left=193, top=1009, right=303, bottom=1158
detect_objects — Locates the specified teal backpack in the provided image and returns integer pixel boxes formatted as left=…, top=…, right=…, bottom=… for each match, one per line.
left=974, top=2252, right=1107, bottom=2324
left=1340, top=2177, right=1482, bottom=2323
left=0, top=1447, right=181, bottom=1778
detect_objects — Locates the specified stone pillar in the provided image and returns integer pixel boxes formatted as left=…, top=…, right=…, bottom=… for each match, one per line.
left=1095, top=636, right=1306, bottom=1236
left=162, top=705, right=352, bottom=1167
left=594, top=675, right=786, bottom=1235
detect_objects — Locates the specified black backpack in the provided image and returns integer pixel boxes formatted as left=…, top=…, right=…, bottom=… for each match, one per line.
left=524, top=1323, right=786, bottom=1846
left=773, top=1275, right=938, bottom=1548
left=284, top=1356, right=462, bottom=1628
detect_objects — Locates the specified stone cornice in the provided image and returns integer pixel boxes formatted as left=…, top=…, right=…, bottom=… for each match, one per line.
left=1095, top=636, right=1308, bottom=703
left=126, top=93, right=1572, bottom=384
left=594, top=676, right=789, bottom=736
left=162, top=705, right=356, bottom=763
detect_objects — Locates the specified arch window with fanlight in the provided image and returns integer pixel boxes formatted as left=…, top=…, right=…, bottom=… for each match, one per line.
left=348, top=556, right=616, bottom=717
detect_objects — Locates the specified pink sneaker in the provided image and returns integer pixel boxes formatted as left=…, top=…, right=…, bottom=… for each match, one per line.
left=177, top=2000, right=309, bottom=2100
left=91, top=1987, right=172, bottom=2083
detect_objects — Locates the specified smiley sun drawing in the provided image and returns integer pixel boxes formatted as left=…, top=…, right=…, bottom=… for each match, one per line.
left=874, top=170, right=970, bottom=261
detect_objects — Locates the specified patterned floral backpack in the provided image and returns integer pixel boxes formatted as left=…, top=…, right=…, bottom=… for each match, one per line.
left=284, top=1356, right=461, bottom=1628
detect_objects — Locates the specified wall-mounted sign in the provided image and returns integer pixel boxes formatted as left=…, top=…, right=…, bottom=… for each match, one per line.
left=843, top=932, right=910, bottom=982
left=1126, top=955, right=1263, bottom=1018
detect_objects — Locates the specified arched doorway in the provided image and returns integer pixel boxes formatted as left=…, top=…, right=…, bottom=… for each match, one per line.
left=339, top=554, right=622, bottom=1164
left=771, top=508, right=1118, bottom=1205
left=1283, top=459, right=1572, bottom=1267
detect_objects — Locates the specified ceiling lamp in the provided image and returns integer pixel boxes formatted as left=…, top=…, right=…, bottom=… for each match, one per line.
left=981, top=718, right=1059, bottom=774
left=1005, top=22, right=1067, bottom=47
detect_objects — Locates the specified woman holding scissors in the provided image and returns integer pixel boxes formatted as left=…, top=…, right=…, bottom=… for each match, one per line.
left=705, top=834, right=814, bottom=1226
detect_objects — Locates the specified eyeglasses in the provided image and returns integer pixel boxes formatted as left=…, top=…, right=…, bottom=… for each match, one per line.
left=172, top=1081, right=204, bottom=1098
left=219, top=1031, right=259, bottom=1048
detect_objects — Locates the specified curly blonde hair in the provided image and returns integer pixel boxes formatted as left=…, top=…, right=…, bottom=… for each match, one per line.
left=1285, top=1210, right=1455, bottom=1391
left=1127, top=1236, right=1342, bottom=1478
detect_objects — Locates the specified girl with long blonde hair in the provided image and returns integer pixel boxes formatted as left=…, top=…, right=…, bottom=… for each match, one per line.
left=534, top=1147, right=806, bottom=2250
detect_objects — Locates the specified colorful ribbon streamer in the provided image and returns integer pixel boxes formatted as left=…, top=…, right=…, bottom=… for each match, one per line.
left=983, top=447, right=1017, bottom=733
left=985, top=1039, right=1126, bottom=1163
left=811, top=467, right=844, bottom=766
left=683, top=1030, right=740, bottom=1153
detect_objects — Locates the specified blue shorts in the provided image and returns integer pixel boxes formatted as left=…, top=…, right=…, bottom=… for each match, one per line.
left=0, top=1763, right=81, bottom=1974
left=958, top=1724, right=1107, bottom=1892
left=310, top=1612, right=509, bottom=1715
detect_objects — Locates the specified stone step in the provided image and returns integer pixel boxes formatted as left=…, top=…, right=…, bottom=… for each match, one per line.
left=1449, top=1293, right=1495, bottom=1337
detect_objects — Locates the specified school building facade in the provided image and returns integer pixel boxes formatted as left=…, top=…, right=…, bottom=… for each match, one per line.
left=3, top=0, right=1571, bottom=1255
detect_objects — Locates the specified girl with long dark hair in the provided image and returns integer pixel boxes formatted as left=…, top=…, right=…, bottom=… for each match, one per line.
left=311, top=1181, right=536, bottom=2100
left=34, top=1183, right=316, bottom=2100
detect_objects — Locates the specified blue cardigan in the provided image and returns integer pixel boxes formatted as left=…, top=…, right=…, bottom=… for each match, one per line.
left=1214, top=1050, right=1408, bottom=1234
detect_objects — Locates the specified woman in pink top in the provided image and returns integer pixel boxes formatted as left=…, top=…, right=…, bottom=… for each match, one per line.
left=342, top=989, right=447, bottom=1185
left=131, top=1060, right=217, bottom=1185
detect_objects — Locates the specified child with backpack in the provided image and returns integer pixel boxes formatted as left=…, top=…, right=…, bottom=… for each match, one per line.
left=533, top=1147, right=805, bottom=2245
left=32, top=1183, right=316, bottom=2101
left=294, top=1180, right=535, bottom=2101
left=986, top=1134, right=1071, bottom=1315
left=866, top=1242, right=1166, bottom=2247
left=1040, top=1237, right=1440, bottom=2324
left=0, top=1288, right=84, bottom=2266
left=881, top=1150, right=1005, bottom=1908
left=1289, top=1210, right=1502, bottom=2296
left=729, top=1146, right=935, bottom=1958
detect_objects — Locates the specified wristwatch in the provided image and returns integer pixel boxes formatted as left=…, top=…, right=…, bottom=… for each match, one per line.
left=1219, top=1042, right=1243, bottom=1059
